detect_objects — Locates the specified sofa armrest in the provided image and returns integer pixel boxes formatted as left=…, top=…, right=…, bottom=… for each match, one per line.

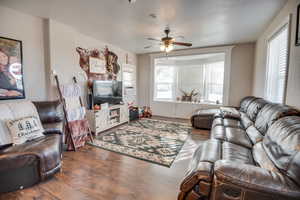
left=213, top=160, right=300, bottom=199
left=0, top=152, right=38, bottom=172
left=180, top=161, right=213, bottom=192
left=43, top=129, right=63, bottom=136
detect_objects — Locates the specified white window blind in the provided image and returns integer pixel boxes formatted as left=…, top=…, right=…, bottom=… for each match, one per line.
left=154, top=66, right=175, bottom=100
left=265, top=24, right=289, bottom=104
left=203, top=62, right=224, bottom=103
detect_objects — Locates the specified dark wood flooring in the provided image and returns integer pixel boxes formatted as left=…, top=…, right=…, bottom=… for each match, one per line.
left=0, top=117, right=210, bottom=200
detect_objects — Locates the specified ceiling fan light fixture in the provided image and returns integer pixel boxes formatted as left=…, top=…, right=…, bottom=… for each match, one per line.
left=160, top=44, right=174, bottom=53
left=165, top=44, right=173, bottom=52
left=128, top=0, right=136, bottom=4
left=146, top=27, right=192, bottom=53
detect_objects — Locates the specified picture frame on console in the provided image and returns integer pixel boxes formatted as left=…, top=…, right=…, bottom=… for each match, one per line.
left=0, top=37, right=25, bottom=100
left=296, top=4, right=300, bottom=46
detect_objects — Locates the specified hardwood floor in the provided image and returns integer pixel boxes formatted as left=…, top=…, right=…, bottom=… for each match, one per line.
left=0, top=117, right=210, bottom=200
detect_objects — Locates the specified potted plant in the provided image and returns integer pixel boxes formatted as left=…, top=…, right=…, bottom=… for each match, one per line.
left=180, top=89, right=199, bottom=102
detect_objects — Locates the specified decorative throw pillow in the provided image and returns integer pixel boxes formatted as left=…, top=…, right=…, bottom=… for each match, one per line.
left=6, top=116, right=44, bottom=145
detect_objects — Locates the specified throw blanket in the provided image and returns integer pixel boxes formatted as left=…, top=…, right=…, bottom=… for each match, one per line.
left=67, top=119, right=89, bottom=150
left=61, top=84, right=81, bottom=98
left=66, top=107, right=86, bottom=122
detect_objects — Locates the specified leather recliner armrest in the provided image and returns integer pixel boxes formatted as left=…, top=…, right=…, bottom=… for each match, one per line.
left=213, top=160, right=300, bottom=199
left=180, top=161, right=213, bottom=192
left=43, top=129, right=63, bottom=136
left=0, top=152, right=38, bottom=172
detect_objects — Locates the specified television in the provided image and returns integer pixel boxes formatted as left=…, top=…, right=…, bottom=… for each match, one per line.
left=93, top=80, right=123, bottom=105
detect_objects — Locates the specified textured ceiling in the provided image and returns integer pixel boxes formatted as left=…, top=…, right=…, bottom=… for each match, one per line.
left=0, top=0, right=287, bottom=54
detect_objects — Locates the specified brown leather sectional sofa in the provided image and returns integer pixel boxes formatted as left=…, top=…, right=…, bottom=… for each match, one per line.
left=0, top=101, right=63, bottom=193
left=178, top=96, right=300, bottom=200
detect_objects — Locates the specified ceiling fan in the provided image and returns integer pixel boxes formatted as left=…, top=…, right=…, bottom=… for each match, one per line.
left=145, top=27, right=192, bottom=53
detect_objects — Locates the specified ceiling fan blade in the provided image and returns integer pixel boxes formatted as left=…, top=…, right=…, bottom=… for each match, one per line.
left=173, top=42, right=192, bottom=47
left=144, top=45, right=152, bottom=49
left=147, top=37, right=161, bottom=41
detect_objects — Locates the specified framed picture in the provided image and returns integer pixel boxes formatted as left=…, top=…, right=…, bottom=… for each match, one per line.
left=0, top=37, right=25, bottom=100
left=296, top=4, right=300, bottom=46
left=89, top=57, right=106, bottom=74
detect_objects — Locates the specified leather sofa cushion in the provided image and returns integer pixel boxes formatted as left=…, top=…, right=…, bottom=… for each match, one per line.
left=255, top=104, right=300, bottom=135
left=263, top=116, right=300, bottom=186
left=210, top=125, right=225, bottom=139
left=239, top=96, right=257, bottom=113
left=252, top=142, right=279, bottom=172
left=197, top=140, right=221, bottom=163
left=222, top=142, right=254, bottom=164
left=43, top=122, right=63, bottom=133
left=214, top=160, right=300, bottom=199
left=1, top=134, right=62, bottom=177
left=211, top=126, right=252, bottom=149
left=240, top=112, right=253, bottom=129
left=225, top=127, right=252, bottom=148
left=212, top=118, right=243, bottom=129
left=246, top=125, right=264, bottom=144
left=33, top=101, right=63, bottom=124
left=246, top=98, right=268, bottom=121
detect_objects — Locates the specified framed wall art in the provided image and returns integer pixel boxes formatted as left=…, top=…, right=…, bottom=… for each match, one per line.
left=296, top=4, right=300, bottom=46
left=89, top=57, right=106, bottom=74
left=0, top=37, right=25, bottom=100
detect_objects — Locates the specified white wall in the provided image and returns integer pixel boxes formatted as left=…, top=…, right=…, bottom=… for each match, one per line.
left=46, top=20, right=137, bottom=104
left=229, top=43, right=255, bottom=106
left=0, top=7, right=137, bottom=105
left=137, top=43, right=255, bottom=118
left=0, top=6, right=47, bottom=101
left=253, top=0, right=300, bottom=109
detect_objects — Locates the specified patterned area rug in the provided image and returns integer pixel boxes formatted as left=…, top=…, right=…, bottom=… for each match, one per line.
left=89, top=118, right=192, bottom=167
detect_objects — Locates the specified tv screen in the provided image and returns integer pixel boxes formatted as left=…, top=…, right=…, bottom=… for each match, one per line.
left=93, top=80, right=122, bottom=105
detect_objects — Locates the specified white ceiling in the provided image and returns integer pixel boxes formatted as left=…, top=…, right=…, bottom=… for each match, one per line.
left=0, top=0, right=287, bottom=54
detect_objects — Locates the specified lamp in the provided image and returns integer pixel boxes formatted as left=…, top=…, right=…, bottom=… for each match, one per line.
left=160, top=43, right=174, bottom=53
left=166, top=44, right=174, bottom=52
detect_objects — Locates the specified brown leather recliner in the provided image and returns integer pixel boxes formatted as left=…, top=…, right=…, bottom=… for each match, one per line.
left=179, top=96, right=300, bottom=200
left=0, top=100, right=63, bottom=193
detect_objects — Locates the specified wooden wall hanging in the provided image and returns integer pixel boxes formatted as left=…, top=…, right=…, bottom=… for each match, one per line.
left=76, top=46, right=121, bottom=88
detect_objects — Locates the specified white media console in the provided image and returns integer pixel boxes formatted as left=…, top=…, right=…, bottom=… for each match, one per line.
left=87, top=104, right=129, bottom=135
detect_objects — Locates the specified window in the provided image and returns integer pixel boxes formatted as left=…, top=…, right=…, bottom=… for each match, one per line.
left=154, top=65, right=175, bottom=100
left=265, top=24, right=289, bottom=103
left=203, top=61, right=224, bottom=103
left=154, top=53, right=225, bottom=104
